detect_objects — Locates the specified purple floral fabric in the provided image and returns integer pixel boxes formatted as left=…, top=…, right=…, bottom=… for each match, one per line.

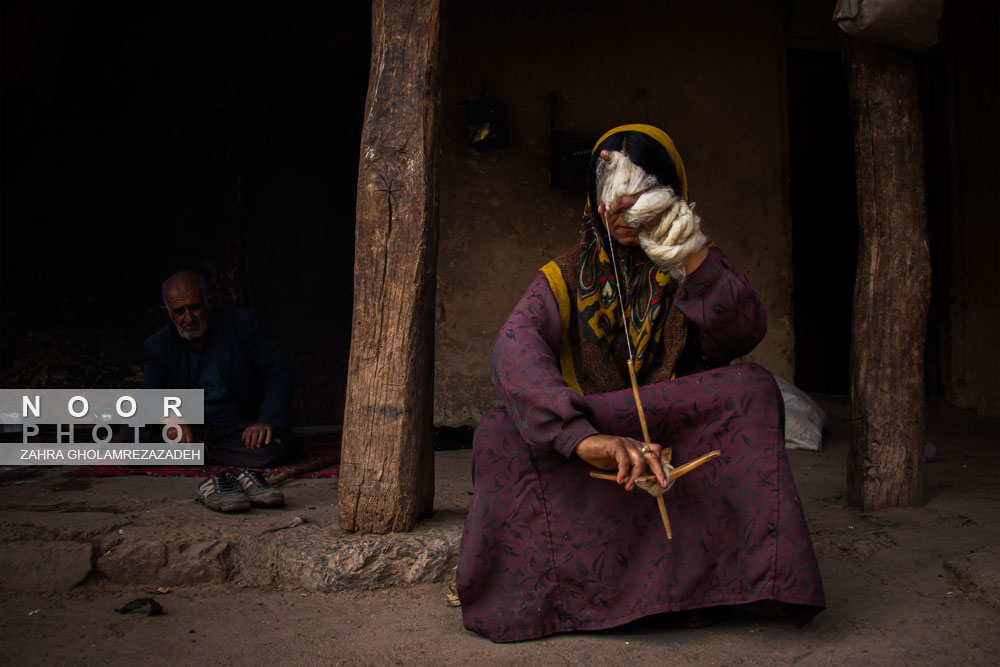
left=457, top=248, right=825, bottom=642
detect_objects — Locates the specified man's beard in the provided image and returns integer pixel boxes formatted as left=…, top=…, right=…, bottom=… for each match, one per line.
left=176, top=321, right=208, bottom=341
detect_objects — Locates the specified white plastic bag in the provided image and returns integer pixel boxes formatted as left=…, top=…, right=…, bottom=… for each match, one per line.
left=775, top=375, right=826, bottom=452
left=834, top=0, right=944, bottom=51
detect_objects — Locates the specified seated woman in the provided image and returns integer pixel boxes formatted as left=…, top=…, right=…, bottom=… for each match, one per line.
left=456, top=124, right=825, bottom=642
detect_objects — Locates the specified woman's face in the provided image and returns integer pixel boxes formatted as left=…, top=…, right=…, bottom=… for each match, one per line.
left=605, top=216, right=642, bottom=247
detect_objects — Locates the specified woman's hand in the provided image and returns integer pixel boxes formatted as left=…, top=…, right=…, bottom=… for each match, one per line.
left=597, top=193, right=647, bottom=248
left=597, top=194, right=643, bottom=223
left=574, top=434, right=669, bottom=491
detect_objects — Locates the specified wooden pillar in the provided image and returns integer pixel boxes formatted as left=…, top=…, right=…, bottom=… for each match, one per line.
left=338, top=0, right=445, bottom=533
left=845, top=39, right=931, bottom=510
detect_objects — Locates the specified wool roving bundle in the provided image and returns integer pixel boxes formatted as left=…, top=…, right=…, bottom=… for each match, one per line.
left=595, top=150, right=707, bottom=278
left=596, top=151, right=671, bottom=227
left=638, top=198, right=707, bottom=278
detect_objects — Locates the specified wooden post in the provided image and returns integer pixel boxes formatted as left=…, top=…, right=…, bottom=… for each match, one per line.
left=845, top=39, right=931, bottom=510
left=338, top=0, right=445, bottom=533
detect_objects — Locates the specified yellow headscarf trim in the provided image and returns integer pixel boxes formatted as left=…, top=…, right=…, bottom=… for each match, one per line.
left=591, top=123, right=688, bottom=201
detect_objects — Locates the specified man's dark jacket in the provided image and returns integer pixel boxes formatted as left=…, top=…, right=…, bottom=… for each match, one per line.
left=141, top=307, right=295, bottom=427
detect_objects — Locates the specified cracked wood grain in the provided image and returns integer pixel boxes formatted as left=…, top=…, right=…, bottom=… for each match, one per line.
left=338, top=0, right=445, bottom=533
left=845, top=39, right=931, bottom=511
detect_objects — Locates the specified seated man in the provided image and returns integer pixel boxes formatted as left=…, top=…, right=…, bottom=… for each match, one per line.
left=141, top=271, right=297, bottom=513
left=456, top=125, right=825, bottom=642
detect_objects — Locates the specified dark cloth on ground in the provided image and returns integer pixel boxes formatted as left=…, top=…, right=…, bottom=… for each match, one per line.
left=199, top=424, right=299, bottom=467
left=65, top=430, right=341, bottom=479
left=128, top=424, right=299, bottom=467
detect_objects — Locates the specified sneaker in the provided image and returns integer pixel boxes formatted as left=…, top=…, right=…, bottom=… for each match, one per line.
left=235, top=468, right=285, bottom=508
left=196, top=470, right=251, bottom=513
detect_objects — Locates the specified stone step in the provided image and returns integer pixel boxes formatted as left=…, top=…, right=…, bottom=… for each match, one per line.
left=0, top=451, right=472, bottom=593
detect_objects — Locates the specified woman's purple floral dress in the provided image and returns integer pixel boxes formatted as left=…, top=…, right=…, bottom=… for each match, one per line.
left=457, top=248, right=825, bottom=642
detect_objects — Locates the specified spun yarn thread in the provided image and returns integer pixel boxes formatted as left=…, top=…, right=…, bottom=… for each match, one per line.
left=635, top=459, right=676, bottom=498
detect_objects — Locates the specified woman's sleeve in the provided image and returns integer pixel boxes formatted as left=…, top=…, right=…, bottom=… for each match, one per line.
left=490, top=272, right=598, bottom=458
left=673, top=246, right=768, bottom=365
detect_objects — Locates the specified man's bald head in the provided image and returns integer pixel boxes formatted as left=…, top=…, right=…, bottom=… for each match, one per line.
left=162, top=271, right=211, bottom=344
left=162, top=271, right=209, bottom=307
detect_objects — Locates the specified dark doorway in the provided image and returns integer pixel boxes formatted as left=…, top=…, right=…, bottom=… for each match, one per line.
left=786, top=49, right=858, bottom=395
left=0, top=3, right=370, bottom=425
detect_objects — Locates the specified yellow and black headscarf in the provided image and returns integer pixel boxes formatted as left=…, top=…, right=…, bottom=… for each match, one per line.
left=542, top=124, right=689, bottom=394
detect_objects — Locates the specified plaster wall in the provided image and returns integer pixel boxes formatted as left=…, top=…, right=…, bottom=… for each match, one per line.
left=435, top=3, right=793, bottom=425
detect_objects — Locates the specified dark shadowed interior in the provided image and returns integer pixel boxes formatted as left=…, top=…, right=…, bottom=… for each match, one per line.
left=1, top=2, right=370, bottom=425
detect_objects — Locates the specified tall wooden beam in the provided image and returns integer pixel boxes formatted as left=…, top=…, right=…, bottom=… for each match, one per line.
left=339, top=0, right=445, bottom=533
left=845, top=39, right=931, bottom=510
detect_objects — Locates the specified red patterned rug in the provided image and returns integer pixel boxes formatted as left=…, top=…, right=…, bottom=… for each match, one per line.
left=61, top=425, right=474, bottom=481
left=64, top=432, right=342, bottom=480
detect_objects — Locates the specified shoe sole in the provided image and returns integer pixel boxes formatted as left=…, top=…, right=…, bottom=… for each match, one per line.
left=197, top=496, right=251, bottom=513
left=246, top=494, right=285, bottom=508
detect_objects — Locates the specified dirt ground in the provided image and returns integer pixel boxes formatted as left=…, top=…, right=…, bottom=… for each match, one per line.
left=1, top=397, right=998, bottom=666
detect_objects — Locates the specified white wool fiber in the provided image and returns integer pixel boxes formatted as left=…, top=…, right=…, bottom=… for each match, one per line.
left=596, top=151, right=662, bottom=228
left=625, top=187, right=678, bottom=226
left=638, top=199, right=707, bottom=278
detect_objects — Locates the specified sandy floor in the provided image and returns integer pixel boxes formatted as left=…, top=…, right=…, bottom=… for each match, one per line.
left=1, top=397, right=998, bottom=666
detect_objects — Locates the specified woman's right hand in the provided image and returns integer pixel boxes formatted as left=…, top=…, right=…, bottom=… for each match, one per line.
left=574, top=434, right=669, bottom=491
